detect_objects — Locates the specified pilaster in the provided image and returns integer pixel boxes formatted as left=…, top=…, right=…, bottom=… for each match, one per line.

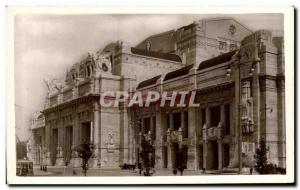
left=92, top=101, right=101, bottom=167
left=155, top=108, right=165, bottom=169
left=168, top=112, right=174, bottom=169
left=187, top=108, right=197, bottom=170
left=218, top=140, right=223, bottom=170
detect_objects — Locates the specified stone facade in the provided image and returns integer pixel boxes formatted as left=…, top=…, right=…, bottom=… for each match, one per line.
left=29, top=18, right=285, bottom=170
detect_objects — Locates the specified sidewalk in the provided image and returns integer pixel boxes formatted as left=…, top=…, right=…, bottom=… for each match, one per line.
left=34, top=166, right=139, bottom=176
left=33, top=165, right=255, bottom=176
left=33, top=166, right=61, bottom=176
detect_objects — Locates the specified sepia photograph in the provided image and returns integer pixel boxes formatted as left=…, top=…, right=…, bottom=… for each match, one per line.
left=6, top=6, right=294, bottom=184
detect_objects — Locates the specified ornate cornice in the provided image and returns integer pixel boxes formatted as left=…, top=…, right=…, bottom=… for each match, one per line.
left=42, top=94, right=100, bottom=115
left=196, top=82, right=233, bottom=94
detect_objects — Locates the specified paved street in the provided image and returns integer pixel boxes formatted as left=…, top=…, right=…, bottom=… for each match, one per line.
left=33, top=166, right=253, bottom=176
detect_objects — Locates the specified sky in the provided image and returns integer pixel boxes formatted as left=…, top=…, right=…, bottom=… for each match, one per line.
left=14, top=14, right=283, bottom=141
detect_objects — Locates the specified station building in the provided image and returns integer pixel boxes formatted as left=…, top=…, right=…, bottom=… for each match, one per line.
left=28, top=18, right=285, bottom=171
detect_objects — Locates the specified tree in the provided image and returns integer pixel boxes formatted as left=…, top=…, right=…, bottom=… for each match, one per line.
left=74, top=142, right=94, bottom=176
left=254, top=138, right=268, bottom=174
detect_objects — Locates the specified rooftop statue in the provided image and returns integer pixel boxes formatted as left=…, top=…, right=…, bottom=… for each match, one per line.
left=94, top=53, right=112, bottom=73
left=43, top=78, right=64, bottom=94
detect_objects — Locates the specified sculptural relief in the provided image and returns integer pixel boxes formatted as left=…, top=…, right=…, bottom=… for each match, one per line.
left=107, top=133, right=115, bottom=153
left=44, top=78, right=64, bottom=94
left=94, top=53, right=112, bottom=73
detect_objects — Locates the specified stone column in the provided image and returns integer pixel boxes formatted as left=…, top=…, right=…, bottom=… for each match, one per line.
left=203, top=106, right=210, bottom=170
left=130, top=110, right=138, bottom=165
left=94, top=76, right=100, bottom=93
left=218, top=140, right=223, bottom=170
left=119, top=108, right=127, bottom=165
left=206, top=106, right=211, bottom=128
left=90, top=121, right=94, bottom=144
left=187, top=108, right=197, bottom=170
left=93, top=101, right=100, bottom=167
left=219, top=105, right=225, bottom=170
left=127, top=111, right=132, bottom=165
left=128, top=118, right=134, bottom=164
left=132, top=125, right=136, bottom=165
left=56, top=119, right=64, bottom=166
left=203, top=140, right=207, bottom=170
left=44, top=120, right=51, bottom=165
left=135, top=119, right=139, bottom=166
left=122, top=109, right=130, bottom=164
left=277, top=77, right=285, bottom=168
left=221, top=104, right=226, bottom=127
left=71, top=111, right=81, bottom=167
left=168, top=112, right=174, bottom=169
left=252, top=61, right=261, bottom=148
left=155, top=108, right=164, bottom=169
